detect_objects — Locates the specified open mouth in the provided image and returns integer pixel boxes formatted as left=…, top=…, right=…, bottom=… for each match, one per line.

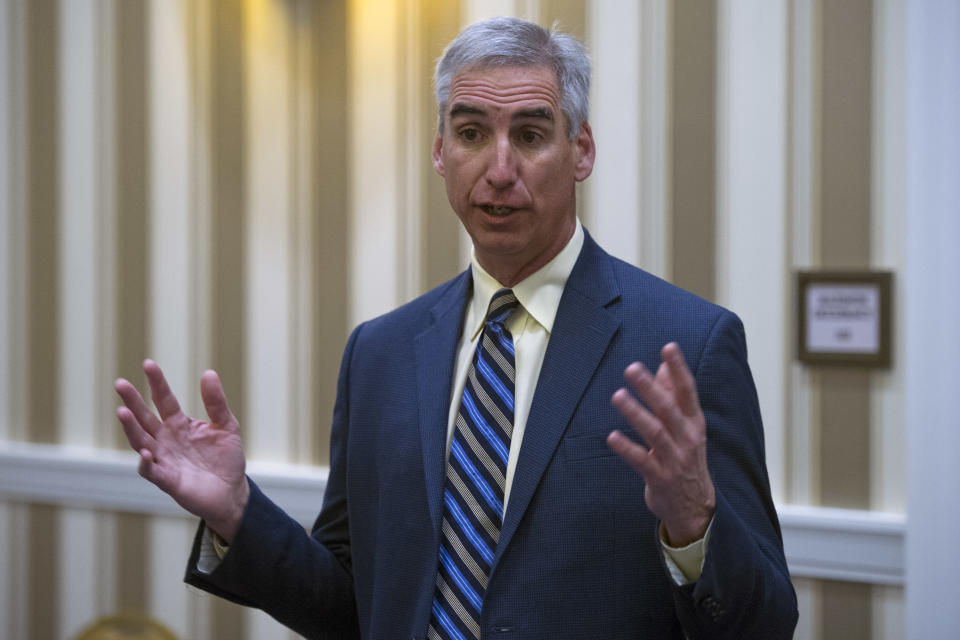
left=482, top=205, right=515, bottom=216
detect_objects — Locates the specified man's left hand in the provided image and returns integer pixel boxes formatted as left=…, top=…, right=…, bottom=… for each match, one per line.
left=607, top=342, right=716, bottom=547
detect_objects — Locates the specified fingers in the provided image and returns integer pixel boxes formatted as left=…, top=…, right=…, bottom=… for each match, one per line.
left=661, top=343, right=700, bottom=416
left=607, top=429, right=662, bottom=478
left=143, top=359, right=183, bottom=421
left=116, top=405, right=155, bottom=452
left=114, top=377, right=163, bottom=437
left=623, top=361, right=685, bottom=438
left=200, top=369, right=235, bottom=426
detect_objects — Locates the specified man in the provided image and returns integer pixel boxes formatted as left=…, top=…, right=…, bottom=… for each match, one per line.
left=116, top=17, right=797, bottom=640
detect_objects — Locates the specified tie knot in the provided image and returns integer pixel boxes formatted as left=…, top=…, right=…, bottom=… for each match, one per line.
left=486, top=288, right=519, bottom=327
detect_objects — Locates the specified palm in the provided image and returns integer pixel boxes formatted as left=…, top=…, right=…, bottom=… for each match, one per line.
left=115, top=361, right=249, bottom=539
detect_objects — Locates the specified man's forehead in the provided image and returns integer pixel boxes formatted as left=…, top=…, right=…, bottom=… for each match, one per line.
left=445, top=65, right=562, bottom=117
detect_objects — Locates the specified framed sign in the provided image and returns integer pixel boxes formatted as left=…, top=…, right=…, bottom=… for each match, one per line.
left=797, top=271, right=893, bottom=367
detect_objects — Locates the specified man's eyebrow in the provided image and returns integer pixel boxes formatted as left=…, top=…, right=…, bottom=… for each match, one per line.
left=514, top=107, right=554, bottom=122
left=448, top=103, right=486, bottom=119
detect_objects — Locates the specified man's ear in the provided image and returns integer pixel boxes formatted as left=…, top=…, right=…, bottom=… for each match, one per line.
left=572, top=122, right=596, bottom=182
left=432, top=132, right=445, bottom=177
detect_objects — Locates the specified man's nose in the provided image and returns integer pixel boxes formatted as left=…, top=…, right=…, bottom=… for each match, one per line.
left=484, top=137, right=518, bottom=189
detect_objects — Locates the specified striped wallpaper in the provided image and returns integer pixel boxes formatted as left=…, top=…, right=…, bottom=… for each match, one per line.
left=0, top=0, right=913, bottom=638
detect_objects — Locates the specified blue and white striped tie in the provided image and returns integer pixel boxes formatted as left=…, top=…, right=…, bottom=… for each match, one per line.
left=428, top=288, right=519, bottom=640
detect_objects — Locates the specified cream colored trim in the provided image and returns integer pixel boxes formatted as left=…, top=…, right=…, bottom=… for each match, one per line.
left=716, top=0, right=789, bottom=501
left=587, top=0, right=641, bottom=266
left=0, top=442, right=907, bottom=585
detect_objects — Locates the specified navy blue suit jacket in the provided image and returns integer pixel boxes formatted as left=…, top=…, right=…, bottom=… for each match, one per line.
left=186, top=231, right=798, bottom=639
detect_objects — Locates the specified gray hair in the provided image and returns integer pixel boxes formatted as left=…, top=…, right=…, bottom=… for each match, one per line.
left=434, top=17, right=591, bottom=139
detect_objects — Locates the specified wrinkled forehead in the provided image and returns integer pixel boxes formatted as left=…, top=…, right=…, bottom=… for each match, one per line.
left=444, top=64, right=563, bottom=120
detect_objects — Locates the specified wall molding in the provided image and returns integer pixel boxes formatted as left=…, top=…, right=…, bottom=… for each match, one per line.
left=0, top=441, right=905, bottom=585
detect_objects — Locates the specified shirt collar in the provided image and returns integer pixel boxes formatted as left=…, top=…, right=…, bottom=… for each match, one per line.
left=467, top=222, right=584, bottom=340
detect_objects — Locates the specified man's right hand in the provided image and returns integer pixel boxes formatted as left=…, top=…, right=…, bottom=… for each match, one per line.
left=115, top=360, right=249, bottom=542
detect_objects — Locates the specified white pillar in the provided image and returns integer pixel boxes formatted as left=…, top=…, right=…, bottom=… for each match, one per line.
left=587, top=0, right=642, bottom=266
left=146, top=0, right=194, bottom=635
left=349, top=0, right=404, bottom=324
left=244, top=0, right=293, bottom=461
left=904, top=2, right=960, bottom=637
left=716, top=0, right=789, bottom=501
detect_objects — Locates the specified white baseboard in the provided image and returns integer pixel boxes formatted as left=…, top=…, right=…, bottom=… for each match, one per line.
left=0, top=441, right=905, bottom=585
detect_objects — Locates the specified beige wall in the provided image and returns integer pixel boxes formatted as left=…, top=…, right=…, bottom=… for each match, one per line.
left=0, top=0, right=916, bottom=637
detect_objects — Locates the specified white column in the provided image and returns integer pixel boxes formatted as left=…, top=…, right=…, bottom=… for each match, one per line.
left=0, top=0, right=12, bottom=444
left=0, top=7, right=10, bottom=639
left=587, top=0, right=642, bottom=266
left=637, top=0, right=670, bottom=278
left=904, top=2, right=960, bottom=637
left=147, top=516, right=194, bottom=639
left=147, top=0, right=194, bottom=634
left=715, top=0, right=789, bottom=501
left=348, top=0, right=403, bottom=325
left=56, top=2, right=102, bottom=636
left=870, top=0, right=908, bottom=517
left=788, top=0, right=817, bottom=508
left=244, top=0, right=293, bottom=461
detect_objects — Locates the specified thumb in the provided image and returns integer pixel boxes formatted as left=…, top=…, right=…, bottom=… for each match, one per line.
left=200, top=369, right=235, bottom=426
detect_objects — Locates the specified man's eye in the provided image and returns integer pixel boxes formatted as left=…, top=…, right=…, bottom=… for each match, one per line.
left=460, top=128, right=480, bottom=142
left=519, top=130, right=541, bottom=144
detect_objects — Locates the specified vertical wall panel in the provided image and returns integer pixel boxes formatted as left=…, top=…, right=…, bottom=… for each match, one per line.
left=113, top=0, right=152, bottom=624
left=147, top=0, right=195, bottom=633
left=56, top=1, right=104, bottom=635
left=27, top=0, right=60, bottom=446
left=716, top=0, right=789, bottom=501
left=904, top=2, right=960, bottom=636
left=244, top=0, right=294, bottom=463
left=587, top=0, right=641, bottom=265
left=26, top=2, right=62, bottom=637
left=818, top=0, right=873, bottom=510
left=671, top=0, right=717, bottom=303
left=311, top=0, right=349, bottom=465
left=0, top=7, right=27, bottom=638
left=817, top=0, right=874, bottom=635
left=421, top=2, right=462, bottom=291
left=349, top=0, right=403, bottom=325
left=788, top=0, right=818, bottom=508
left=210, top=0, right=247, bottom=430
left=870, top=0, right=907, bottom=516
left=637, top=0, right=670, bottom=278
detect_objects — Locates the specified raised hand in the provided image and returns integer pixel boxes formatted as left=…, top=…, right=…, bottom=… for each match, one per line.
left=115, top=360, right=250, bottom=541
left=607, top=343, right=716, bottom=547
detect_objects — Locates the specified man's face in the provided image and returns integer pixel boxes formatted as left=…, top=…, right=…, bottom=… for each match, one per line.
left=433, top=65, right=595, bottom=285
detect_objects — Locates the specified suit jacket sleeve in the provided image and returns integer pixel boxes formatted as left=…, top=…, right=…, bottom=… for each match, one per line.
left=668, top=310, right=797, bottom=639
left=183, top=325, right=365, bottom=640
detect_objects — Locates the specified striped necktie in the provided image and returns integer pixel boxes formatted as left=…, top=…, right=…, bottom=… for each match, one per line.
left=428, top=288, right=520, bottom=640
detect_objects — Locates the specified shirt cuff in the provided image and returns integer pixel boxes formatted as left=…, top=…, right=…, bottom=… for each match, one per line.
left=660, top=518, right=713, bottom=585
left=196, top=524, right=230, bottom=575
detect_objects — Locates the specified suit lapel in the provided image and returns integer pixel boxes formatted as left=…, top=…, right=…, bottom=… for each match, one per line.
left=494, top=234, right=621, bottom=563
left=414, top=271, right=471, bottom=530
